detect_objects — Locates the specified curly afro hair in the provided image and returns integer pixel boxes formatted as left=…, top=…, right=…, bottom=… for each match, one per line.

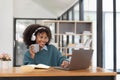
left=23, top=24, right=52, bottom=48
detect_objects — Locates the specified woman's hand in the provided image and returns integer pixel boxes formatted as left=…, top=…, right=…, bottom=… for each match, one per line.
left=61, top=60, right=69, bottom=68
left=29, top=45, right=36, bottom=59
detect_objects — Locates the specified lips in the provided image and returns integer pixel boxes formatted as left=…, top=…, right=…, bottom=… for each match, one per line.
left=37, top=39, right=47, bottom=48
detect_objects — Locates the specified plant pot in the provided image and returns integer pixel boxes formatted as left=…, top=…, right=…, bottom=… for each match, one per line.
left=1, top=61, right=10, bottom=70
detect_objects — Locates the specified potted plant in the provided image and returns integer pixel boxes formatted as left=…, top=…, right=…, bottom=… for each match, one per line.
left=0, top=53, right=11, bottom=69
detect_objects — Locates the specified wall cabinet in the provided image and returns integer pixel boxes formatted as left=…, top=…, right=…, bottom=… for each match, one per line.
left=43, top=20, right=93, bottom=56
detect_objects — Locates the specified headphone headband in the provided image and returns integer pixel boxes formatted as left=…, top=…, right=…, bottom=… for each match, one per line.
left=31, top=27, right=46, bottom=41
left=33, top=27, right=46, bottom=35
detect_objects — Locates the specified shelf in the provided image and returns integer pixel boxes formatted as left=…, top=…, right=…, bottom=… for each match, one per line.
left=43, top=20, right=93, bottom=55
left=54, top=34, right=92, bottom=36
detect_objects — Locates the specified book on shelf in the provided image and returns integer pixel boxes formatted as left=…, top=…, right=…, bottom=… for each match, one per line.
left=65, top=32, right=75, bottom=34
left=62, top=35, right=67, bottom=47
left=74, top=35, right=81, bottom=44
left=67, top=43, right=76, bottom=48
left=82, top=31, right=92, bottom=44
left=84, top=38, right=92, bottom=50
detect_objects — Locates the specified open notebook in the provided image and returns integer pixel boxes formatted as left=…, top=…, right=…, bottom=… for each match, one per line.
left=20, top=64, right=50, bottom=72
left=24, top=64, right=50, bottom=69
left=54, top=49, right=93, bottom=71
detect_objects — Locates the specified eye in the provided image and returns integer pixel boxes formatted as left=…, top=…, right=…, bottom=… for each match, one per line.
left=40, top=36, right=43, bottom=38
left=45, top=36, right=48, bottom=39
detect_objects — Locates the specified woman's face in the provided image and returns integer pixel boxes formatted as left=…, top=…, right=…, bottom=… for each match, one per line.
left=36, top=32, right=49, bottom=48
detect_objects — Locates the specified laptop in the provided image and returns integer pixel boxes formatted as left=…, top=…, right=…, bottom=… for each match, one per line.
left=54, top=49, right=93, bottom=71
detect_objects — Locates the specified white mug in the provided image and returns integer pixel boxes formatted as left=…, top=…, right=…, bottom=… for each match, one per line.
left=30, top=44, right=39, bottom=53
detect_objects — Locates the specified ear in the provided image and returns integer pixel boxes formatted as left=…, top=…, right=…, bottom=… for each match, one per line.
left=31, top=34, right=36, bottom=41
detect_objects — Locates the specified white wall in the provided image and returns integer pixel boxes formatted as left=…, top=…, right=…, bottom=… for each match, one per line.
left=14, top=0, right=56, bottom=18
left=0, top=0, right=13, bottom=66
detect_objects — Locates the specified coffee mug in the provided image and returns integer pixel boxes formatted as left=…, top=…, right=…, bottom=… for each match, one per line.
left=30, top=44, right=39, bottom=53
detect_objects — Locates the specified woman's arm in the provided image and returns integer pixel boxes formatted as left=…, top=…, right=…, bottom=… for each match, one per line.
left=23, top=51, right=35, bottom=65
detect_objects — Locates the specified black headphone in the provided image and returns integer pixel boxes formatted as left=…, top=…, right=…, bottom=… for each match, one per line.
left=31, top=27, right=46, bottom=41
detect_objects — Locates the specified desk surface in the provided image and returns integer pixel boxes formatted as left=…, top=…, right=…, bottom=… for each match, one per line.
left=0, top=67, right=116, bottom=77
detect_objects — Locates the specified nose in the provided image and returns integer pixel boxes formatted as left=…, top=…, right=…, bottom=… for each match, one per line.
left=41, top=38, right=46, bottom=41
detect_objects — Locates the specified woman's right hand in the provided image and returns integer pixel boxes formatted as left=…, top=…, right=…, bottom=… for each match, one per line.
left=29, top=45, right=36, bottom=59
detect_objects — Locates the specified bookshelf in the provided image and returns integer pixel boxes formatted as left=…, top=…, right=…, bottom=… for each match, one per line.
left=43, top=20, right=93, bottom=56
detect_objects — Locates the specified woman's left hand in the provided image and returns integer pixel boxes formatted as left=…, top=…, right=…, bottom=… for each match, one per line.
left=61, top=60, right=69, bottom=68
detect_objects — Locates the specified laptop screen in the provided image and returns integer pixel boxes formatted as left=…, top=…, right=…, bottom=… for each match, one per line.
left=68, top=49, right=93, bottom=70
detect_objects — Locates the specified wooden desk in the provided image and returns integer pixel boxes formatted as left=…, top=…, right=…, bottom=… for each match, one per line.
left=0, top=67, right=116, bottom=80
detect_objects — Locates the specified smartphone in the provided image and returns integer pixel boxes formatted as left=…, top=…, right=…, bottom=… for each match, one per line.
left=30, top=44, right=39, bottom=53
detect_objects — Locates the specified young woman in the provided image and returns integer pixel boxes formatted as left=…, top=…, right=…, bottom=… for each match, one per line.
left=23, top=24, right=69, bottom=68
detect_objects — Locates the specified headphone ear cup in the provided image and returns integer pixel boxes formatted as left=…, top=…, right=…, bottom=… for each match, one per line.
left=31, top=34, right=36, bottom=41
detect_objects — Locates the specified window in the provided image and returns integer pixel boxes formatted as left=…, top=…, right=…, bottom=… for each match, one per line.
left=68, top=10, right=73, bottom=20
left=84, top=0, right=97, bottom=67
left=103, top=0, right=114, bottom=70
left=14, top=19, right=35, bottom=66
left=14, top=18, right=55, bottom=66
left=103, top=12, right=113, bottom=69
left=74, top=3, right=79, bottom=20
left=116, top=0, right=120, bottom=72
